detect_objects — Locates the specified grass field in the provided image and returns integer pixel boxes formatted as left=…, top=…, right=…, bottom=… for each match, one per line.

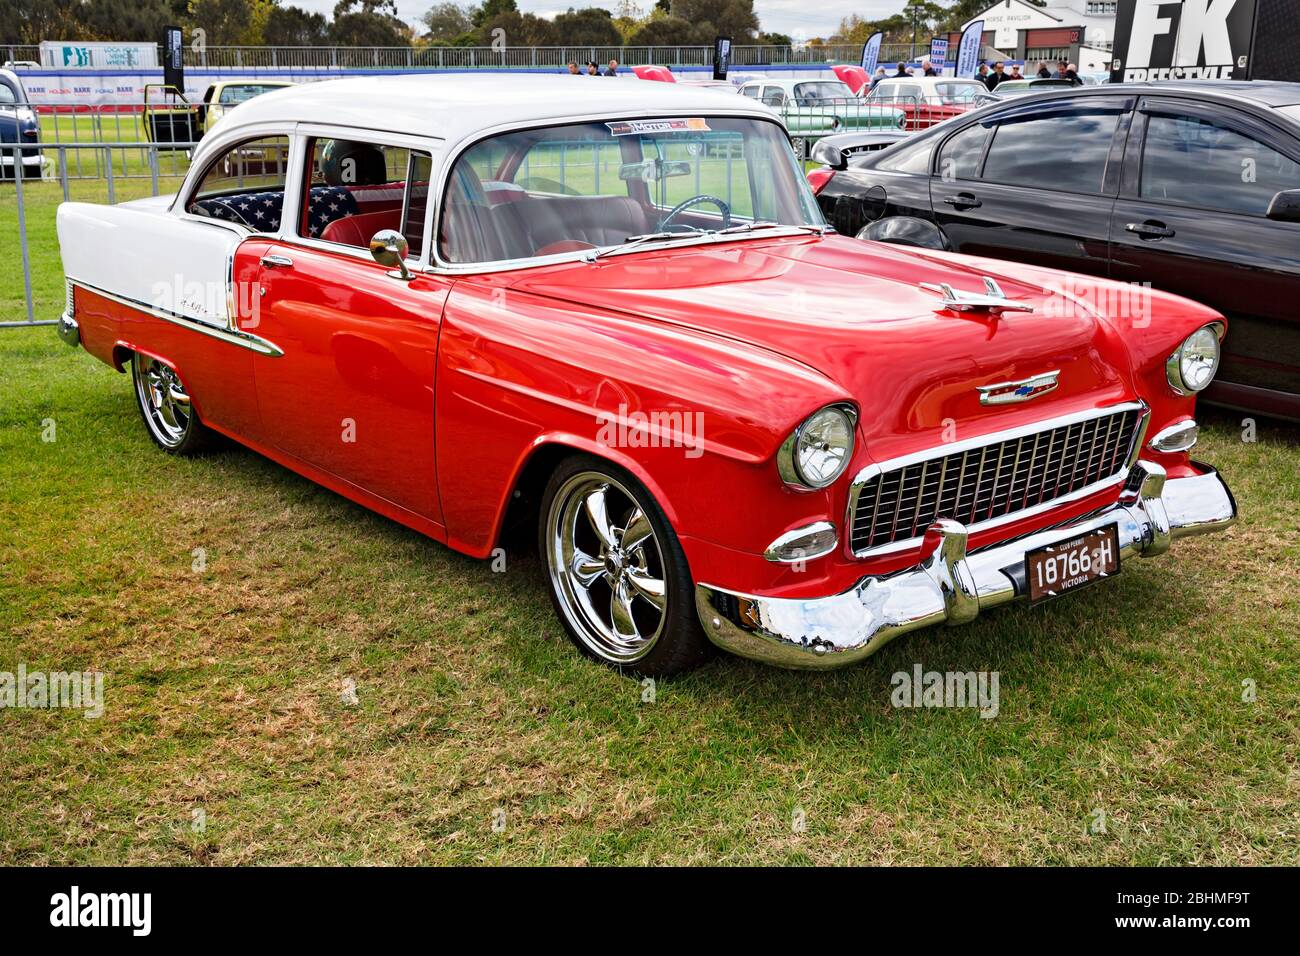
left=1, top=172, right=1298, bottom=865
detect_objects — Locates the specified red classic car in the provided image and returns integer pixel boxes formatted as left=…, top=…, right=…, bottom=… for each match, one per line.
left=863, top=76, right=990, bottom=130
left=55, top=75, right=1236, bottom=674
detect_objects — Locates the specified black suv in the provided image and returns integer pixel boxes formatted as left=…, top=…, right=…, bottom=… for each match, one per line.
left=812, top=80, right=1300, bottom=421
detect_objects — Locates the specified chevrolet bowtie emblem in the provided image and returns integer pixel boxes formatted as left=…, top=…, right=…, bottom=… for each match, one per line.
left=920, top=277, right=1034, bottom=315
left=977, top=370, right=1060, bottom=405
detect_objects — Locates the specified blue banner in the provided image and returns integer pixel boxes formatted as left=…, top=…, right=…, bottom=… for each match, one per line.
left=860, top=32, right=883, bottom=74
left=955, top=20, right=984, bottom=79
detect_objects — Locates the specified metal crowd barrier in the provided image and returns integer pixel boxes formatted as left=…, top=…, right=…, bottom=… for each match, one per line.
left=1, top=140, right=199, bottom=328
left=6, top=43, right=922, bottom=71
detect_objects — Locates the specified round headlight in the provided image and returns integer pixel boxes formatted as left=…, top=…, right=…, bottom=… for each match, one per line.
left=779, top=405, right=857, bottom=490
left=1167, top=324, right=1222, bottom=395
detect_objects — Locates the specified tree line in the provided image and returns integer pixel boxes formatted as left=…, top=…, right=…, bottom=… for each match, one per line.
left=1, top=1, right=1021, bottom=50
left=0, top=0, right=786, bottom=48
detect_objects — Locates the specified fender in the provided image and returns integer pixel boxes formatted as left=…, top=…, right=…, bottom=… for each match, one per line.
left=857, top=216, right=950, bottom=251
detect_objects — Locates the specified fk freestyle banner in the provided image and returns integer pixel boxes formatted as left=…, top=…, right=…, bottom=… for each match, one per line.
left=1110, top=0, right=1299, bottom=82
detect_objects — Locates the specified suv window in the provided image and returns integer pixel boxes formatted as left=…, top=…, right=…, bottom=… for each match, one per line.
left=982, top=109, right=1121, bottom=194
left=187, top=136, right=291, bottom=230
left=301, top=137, right=432, bottom=255
left=937, top=123, right=992, bottom=181
left=1140, top=112, right=1300, bottom=215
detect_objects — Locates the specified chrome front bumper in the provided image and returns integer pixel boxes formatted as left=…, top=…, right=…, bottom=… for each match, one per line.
left=695, top=462, right=1236, bottom=669
left=57, top=312, right=79, bottom=347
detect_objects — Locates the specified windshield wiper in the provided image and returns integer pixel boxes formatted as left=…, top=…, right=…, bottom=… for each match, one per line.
left=592, top=228, right=709, bottom=260
left=590, top=222, right=827, bottom=261
left=716, top=221, right=829, bottom=236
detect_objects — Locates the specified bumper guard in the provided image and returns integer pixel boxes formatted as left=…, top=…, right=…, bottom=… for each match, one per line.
left=695, top=461, right=1236, bottom=669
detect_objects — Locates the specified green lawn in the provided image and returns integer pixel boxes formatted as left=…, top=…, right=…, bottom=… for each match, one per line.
left=1, top=177, right=1298, bottom=865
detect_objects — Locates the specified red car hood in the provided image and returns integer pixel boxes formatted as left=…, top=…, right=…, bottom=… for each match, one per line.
left=508, top=234, right=1135, bottom=459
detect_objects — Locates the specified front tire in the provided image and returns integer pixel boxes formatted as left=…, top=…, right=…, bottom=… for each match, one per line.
left=539, top=454, right=711, bottom=676
left=131, top=353, right=215, bottom=455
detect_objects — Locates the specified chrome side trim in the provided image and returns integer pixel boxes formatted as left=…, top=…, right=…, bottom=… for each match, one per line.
left=699, top=463, right=1236, bottom=669
left=67, top=278, right=284, bottom=358
left=844, top=401, right=1148, bottom=559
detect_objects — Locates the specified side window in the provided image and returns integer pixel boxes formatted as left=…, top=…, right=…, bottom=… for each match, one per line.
left=741, top=85, right=759, bottom=99
left=1140, top=113, right=1300, bottom=215
left=936, top=123, right=992, bottom=181
left=982, top=108, right=1121, bottom=194
left=300, top=137, right=432, bottom=253
left=762, top=87, right=786, bottom=107
left=187, top=136, right=291, bottom=231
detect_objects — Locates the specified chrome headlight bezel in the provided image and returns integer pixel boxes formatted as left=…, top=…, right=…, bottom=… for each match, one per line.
left=778, top=403, right=858, bottom=491
left=1166, top=322, right=1224, bottom=396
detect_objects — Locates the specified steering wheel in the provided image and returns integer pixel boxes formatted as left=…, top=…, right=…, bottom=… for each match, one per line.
left=657, top=194, right=731, bottom=232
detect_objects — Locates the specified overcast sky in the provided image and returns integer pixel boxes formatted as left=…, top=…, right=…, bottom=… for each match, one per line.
left=294, top=1, right=909, bottom=39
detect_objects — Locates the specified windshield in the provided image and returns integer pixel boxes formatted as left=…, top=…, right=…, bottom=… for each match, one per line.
left=793, top=81, right=855, bottom=105
left=934, top=81, right=986, bottom=104
left=219, top=84, right=283, bottom=105
left=440, top=116, right=823, bottom=264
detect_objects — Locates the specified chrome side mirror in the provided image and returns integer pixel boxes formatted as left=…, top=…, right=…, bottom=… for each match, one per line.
left=370, top=229, right=412, bottom=281
left=809, top=139, right=847, bottom=170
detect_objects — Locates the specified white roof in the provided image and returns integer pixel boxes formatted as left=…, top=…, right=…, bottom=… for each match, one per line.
left=222, top=72, right=774, bottom=146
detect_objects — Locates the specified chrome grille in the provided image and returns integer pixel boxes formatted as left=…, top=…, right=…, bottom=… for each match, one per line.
left=849, top=406, right=1143, bottom=554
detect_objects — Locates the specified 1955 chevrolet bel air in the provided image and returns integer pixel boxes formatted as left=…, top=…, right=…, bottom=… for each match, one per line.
left=55, top=75, right=1237, bottom=674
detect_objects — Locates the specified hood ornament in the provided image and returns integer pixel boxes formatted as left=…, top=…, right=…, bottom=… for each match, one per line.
left=978, top=370, right=1060, bottom=405
left=920, top=277, right=1033, bottom=315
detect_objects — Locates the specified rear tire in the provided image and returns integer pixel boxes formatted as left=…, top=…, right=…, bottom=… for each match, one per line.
left=131, top=353, right=216, bottom=455
left=539, top=454, right=711, bottom=677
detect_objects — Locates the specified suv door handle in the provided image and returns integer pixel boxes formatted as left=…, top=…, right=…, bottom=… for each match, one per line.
left=260, top=254, right=294, bottom=268
left=1126, top=221, right=1175, bottom=239
left=943, top=193, right=982, bottom=210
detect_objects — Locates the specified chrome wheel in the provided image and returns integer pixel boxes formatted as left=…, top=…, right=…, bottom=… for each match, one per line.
left=546, top=471, right=668, bottom=665
left=133, top=354, right=192, bottom=448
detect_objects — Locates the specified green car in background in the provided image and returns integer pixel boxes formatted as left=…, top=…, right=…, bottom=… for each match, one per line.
left=738, top=77, right=906, bottom=158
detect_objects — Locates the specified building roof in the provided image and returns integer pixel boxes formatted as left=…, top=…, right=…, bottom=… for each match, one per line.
left=220, top=73, right=770, bottom=146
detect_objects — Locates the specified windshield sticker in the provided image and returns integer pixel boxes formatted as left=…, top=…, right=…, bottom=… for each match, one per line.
left=606, top=118, right=712, bottom=136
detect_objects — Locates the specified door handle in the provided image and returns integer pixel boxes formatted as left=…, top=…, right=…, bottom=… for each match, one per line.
left=260, top=254, right=294, bottom=268
left=943, top=193, right=982, bottom=210
left=1125, top=221, right=1175, bottom=239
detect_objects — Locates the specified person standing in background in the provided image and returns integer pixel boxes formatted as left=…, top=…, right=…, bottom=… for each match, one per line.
left=565, top=61, right=580, bottom=75
left=605, top=58, right=619, bottom=76
left=1036, top=61, right=1051, bottom=78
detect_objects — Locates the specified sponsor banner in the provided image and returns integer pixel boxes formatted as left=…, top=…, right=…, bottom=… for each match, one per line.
left=713, top=35, right=732, bottom=80
left=39, top=40, right=158, bottom=69
left=1110, top=0, right=1260, bottom=82
left=929, top=37, right=949, bottom=69
left=955, top=19, right=984, bottom=79
left=860, top=32, right=883, bottom=74
left=162, top=26, right=184, bottom=90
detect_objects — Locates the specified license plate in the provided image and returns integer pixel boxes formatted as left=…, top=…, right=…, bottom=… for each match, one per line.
left=1025, top=525, right=1120, bottom=605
